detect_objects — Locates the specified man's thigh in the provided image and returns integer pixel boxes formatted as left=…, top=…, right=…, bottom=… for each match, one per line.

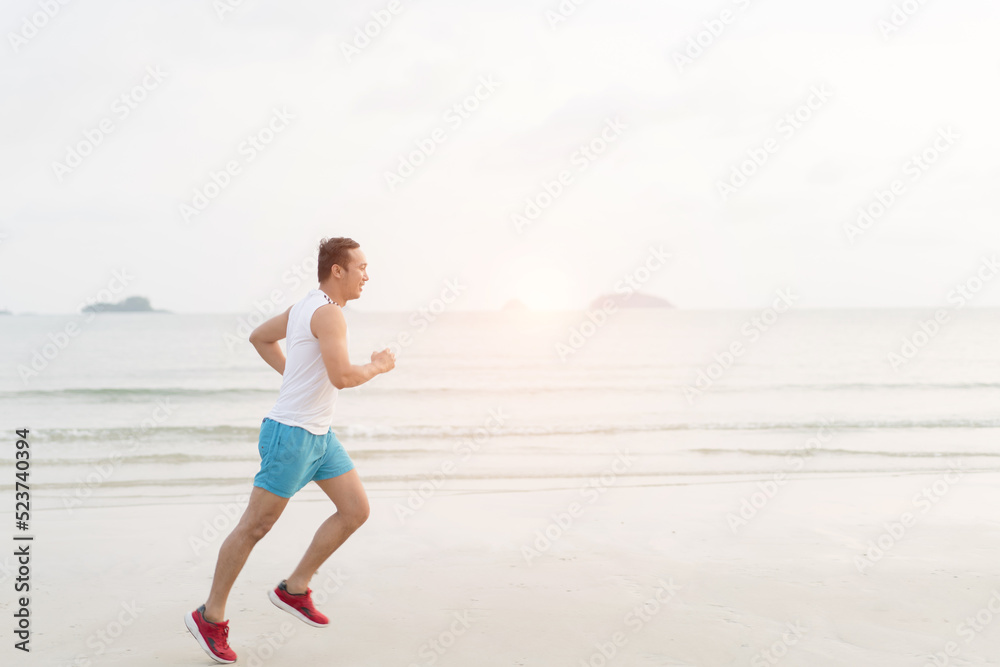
left=314, top=469, right=368, bottom=515
left=242, top=485, right=291, bottom=529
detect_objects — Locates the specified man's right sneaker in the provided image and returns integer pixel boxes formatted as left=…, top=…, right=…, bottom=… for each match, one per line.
left=185, top=605, right=237, bottom=664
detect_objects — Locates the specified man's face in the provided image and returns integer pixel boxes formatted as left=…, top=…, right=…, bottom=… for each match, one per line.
left=339, top=248, right=368, bottom=299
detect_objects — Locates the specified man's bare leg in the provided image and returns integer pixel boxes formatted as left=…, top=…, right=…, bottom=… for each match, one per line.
left=284, top=469, right=369, bottom=594
left=204, top=486, right=289, bottom=622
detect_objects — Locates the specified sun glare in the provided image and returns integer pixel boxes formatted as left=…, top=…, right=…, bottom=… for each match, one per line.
left=511, top=265, right=574, bottom=311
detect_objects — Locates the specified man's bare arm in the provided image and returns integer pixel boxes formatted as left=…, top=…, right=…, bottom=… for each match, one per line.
left=312, top=305, right=395, bottom=389
left=249, top=307, right=291, bottom=375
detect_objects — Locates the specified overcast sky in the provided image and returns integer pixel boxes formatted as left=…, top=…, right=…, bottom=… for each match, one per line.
left=2, top=0, right=999, bottom=313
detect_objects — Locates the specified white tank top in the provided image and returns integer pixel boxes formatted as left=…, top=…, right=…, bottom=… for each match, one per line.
left=265, top=289, right=341, bottom=435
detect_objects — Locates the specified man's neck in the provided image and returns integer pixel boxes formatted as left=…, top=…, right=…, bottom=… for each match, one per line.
left=318, top=284, right=347, bottom=307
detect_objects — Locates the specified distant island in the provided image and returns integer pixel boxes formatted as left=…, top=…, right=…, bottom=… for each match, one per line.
left=589, top=292, right=673, bottom=310
left=0, top=309, right=11, bottom=316
left=501, top=298, right=530, bottom=312
left=82, top=296, right=169, bottom=313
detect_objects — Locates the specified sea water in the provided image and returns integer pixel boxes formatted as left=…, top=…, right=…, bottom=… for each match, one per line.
left=2, top=308, right=998, bottom=509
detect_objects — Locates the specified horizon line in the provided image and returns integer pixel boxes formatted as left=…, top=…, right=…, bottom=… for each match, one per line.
left=5, top=305, right=1000, bottom=316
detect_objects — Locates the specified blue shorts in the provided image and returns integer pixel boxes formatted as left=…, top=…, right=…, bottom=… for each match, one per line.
left=253, top=418, right=355, bottom=498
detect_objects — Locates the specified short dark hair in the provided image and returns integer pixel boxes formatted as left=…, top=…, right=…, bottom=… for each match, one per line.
left=317, top=237, right=360, bottom=282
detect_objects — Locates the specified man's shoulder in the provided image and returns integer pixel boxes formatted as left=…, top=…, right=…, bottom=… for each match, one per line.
left=310, top=298, right=345, bottom=337
left=297, top=289, right=339, bottom=315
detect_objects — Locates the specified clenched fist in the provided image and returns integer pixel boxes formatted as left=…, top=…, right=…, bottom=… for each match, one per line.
left=371, top=348, right=396, bottom=373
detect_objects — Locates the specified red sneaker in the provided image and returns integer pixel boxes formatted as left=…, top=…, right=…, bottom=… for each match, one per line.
left=268, top=580, right=329, bottom=627
left=185, top=605, right=237, bottom=664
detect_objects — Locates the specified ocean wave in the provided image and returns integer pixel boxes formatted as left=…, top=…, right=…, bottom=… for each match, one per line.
left=25, top=417, right=1000, bottom=445
left=0, top=387, right=274, bottom=400
left=338, top=419, right=1000, bottom=436
left=712, top=380, right=1000, bottom=392
left=8, top=379, right=1000, bottom=401
left=689, top=447, right=991, bottom=459
left=33, top=425, right=262, bottom=442
left=3, top=447, right=991, bottom=470
left=0, top=447, right=446, bottom=466
left=4, top=466, right=998, bottom=496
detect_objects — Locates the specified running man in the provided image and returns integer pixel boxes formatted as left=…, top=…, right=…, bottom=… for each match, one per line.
left=186, top=237, right=395, bottom=663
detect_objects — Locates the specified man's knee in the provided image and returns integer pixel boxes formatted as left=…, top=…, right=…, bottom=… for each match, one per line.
left=356, top=502, right=371, bottom=526
left=242, top=515, right=279, bottom=542
left=343, top=500, right=370, bottom=530
left=240, top=487, right=288, bottom=541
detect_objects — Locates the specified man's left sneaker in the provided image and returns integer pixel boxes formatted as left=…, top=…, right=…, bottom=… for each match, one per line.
left=268, top=580, right=329, bottom=628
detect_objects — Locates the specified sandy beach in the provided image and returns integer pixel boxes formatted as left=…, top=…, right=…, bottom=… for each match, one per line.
left=10, top=466, right=1000, bottom=667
